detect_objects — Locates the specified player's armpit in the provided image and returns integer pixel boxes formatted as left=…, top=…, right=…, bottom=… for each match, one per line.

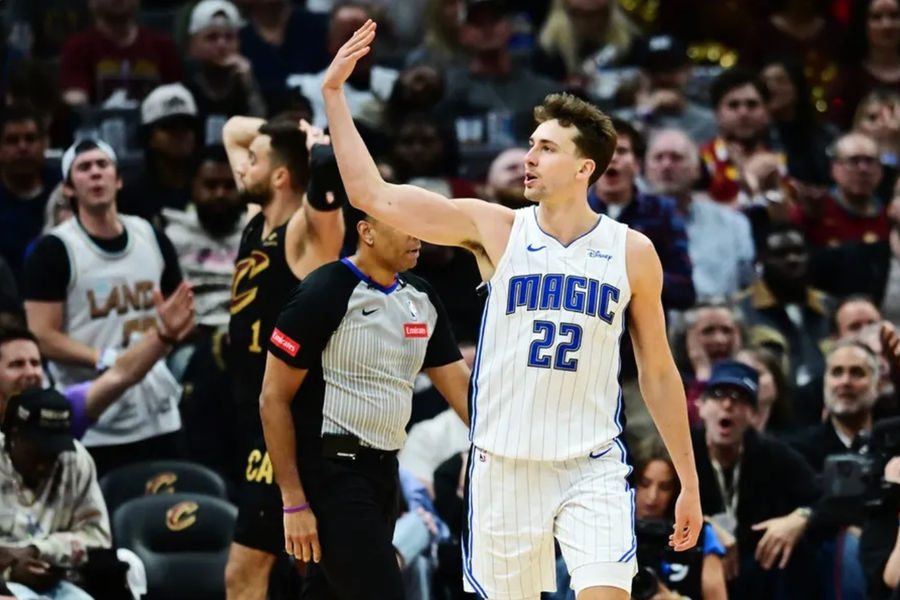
left=286, top=202, right=345, bottom=278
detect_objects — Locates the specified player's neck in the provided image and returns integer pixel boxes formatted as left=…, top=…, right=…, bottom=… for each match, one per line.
left=347, top=252, right=396, bottom=288
left=536, top=196, right=600, bottom=246
left=260, top=190, right=302, bottom=234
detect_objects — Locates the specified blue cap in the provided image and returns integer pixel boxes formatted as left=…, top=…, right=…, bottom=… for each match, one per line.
left=706, top=360, right=759, bottom=406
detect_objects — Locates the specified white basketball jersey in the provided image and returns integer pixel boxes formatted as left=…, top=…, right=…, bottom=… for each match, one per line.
left=48, top=215, right=182, bottom=447
left=470, top=206, right=631, bottom=461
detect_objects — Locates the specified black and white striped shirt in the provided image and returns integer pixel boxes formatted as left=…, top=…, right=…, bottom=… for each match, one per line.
left=268, top=258, right=461, bottom=451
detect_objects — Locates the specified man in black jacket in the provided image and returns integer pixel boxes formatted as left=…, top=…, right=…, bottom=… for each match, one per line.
left=789, top=340, right=879, bottom=472
left=694, top=359, right=821, bottom=600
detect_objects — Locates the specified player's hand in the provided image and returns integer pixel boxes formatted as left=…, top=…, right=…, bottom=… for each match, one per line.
left=154, top=281, right=195, bottom=342
left=298, top=119, right=330, bottom=151
left=322, top=19, right=376, bottom=92
left=669, top=488, right=702, bottom=551
left=284, top=508, right=321, bottom=563
left=751, top=510, right=809, bottom=570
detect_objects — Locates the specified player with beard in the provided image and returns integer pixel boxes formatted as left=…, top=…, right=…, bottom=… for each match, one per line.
left=223, top=115, right=345, bottom=600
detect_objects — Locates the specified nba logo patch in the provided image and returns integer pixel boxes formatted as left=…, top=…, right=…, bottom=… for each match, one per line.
left=408, top=300, right=419, bottom=321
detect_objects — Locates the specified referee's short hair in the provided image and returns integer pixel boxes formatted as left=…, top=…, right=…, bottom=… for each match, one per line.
left=258, top=118, right=310, bottom=193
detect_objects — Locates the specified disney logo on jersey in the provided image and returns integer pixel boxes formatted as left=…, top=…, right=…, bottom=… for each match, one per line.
left=231, top=250, right=270, bottom=314
left=507, top=274, right=620, bottom=323
left=587, top=249, right=613, bottom=260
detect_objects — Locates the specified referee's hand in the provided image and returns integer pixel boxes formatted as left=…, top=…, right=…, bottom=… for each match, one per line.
left=285, top=510, right=321, bottom=563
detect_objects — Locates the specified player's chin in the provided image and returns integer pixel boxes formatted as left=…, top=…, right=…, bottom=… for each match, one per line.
left=522, top=187, right=541, bottom=203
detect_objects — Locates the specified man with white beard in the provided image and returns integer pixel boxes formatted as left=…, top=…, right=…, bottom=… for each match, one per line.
left=645, top=128, right=755, bottom=299
left=789, top=341, right=880, bottom=472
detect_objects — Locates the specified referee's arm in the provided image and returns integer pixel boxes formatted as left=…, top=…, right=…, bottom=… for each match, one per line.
left=425, top=360, right=470, bottom=425
left=260, top=270, right=345, bottom=564
left=259, top=352, right=320, bottom=561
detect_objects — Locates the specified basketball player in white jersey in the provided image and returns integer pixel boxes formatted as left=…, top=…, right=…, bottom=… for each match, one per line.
left=319, top=22, right=703, bottom=600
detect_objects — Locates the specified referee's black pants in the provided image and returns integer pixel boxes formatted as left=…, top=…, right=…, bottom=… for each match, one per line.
left=299, top=444, right=405, bottom=600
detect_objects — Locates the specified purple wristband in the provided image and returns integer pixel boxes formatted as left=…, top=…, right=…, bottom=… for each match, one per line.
left=283, top=502, right=310, bottom=514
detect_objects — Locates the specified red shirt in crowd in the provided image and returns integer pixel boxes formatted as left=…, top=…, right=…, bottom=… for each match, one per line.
left=59, top=26, right=182, bottom=104
left=791, top=193, right=890, bottom=247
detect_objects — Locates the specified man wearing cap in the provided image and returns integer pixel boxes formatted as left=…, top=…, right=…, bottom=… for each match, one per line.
left=186, top=0, right=265, bottom=145
left=119, top=83, right=201, bottom=225
left=22, top=138, right=186, bottom=476
left=617, top=35, right=716, bottom=145
left=692, top=359, right=821, bottom=599
left=0, top=388, right=110, bottom=600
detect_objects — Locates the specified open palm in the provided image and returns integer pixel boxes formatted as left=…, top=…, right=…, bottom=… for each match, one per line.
left=322, top=19, right=377, bottom=92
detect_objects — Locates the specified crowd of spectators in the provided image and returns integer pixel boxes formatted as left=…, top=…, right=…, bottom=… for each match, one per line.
left=4, top=0, right=900, bottom=599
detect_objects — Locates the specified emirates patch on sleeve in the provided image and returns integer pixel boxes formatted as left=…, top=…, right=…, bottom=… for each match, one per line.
left=404, top=323, right=428, bottom=338
left=270, top=328, right=300, bottom=356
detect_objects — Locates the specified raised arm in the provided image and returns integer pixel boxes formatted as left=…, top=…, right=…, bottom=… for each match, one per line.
left=320, top=20, right=512, bottom=252
left=223, top=116, right=266, bottom=191
left=626, top=229, right=702, bottom=551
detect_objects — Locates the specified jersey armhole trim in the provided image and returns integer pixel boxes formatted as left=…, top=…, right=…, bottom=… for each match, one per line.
left=486, top=208, right=526, bottom=286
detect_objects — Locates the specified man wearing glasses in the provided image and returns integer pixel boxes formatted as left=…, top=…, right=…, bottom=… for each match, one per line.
left=791, top=132, right=890, bottom=248
left=692, top=359, right=821, bottom=600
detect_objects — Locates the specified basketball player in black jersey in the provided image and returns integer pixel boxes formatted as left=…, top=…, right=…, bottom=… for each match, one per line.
left=223, top=115, right=345, bottom=600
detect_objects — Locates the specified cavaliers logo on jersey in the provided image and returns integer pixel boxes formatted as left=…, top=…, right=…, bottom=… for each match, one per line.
left=231, top=250, right=270, bottom=314
left=165, top=501, right=198, bottom=532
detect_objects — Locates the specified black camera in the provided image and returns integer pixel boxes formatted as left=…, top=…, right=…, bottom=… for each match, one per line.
left=823, top=416, right=900, bottom=519
left=631, top=519, right=704, bottom=600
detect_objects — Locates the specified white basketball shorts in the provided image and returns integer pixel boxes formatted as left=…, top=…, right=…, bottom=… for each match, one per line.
left=461, top=439, right=637, bottom=599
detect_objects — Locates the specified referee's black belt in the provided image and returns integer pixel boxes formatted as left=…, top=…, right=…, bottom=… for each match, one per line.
left=320, top=433, right=398, bottom=462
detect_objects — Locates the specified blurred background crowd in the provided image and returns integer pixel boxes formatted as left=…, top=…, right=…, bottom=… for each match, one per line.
left=5, top=0, right=900, bottom=599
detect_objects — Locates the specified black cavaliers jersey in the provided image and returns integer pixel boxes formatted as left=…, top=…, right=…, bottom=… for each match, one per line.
left=229, top=212, right=300, bottom=406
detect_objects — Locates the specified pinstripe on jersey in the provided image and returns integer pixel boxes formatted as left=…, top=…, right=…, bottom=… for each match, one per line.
left=470, top=206, right=632, bottom=461
left=318, top=264, right=437, bottom=449
left=270, top=259, right=460, bottom=451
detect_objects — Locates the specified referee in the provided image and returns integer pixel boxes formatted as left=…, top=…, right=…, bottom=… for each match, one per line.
left=259, top=212, right=470, bottom=599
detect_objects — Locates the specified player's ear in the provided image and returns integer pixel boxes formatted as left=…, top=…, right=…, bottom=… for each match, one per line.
left=578, top=158, right=595, bottom=181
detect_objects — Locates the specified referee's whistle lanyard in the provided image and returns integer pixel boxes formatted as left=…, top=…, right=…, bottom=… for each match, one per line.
left=711, top=458, right=740, bottom=524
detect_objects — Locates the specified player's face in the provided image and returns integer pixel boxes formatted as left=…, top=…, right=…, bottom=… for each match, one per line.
left=236, top=135, right=275, bottom=206
left=0, top=340, right=43, bottom=404
left=523, top=120, right=590, bottom=202
left=635, top=459, right=676, bottom=520
left=699, top=384, right=753, bottom=447
left=67, top=149, right=121, bottom=211
left=824, top=346, right=878, bottom=418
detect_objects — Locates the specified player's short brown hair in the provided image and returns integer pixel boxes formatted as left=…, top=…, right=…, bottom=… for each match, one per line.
left=533, top=93, right=617, bottom=186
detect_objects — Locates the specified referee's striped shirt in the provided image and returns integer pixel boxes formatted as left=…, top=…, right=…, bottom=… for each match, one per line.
left=268, top=258, right=461, bottom=451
